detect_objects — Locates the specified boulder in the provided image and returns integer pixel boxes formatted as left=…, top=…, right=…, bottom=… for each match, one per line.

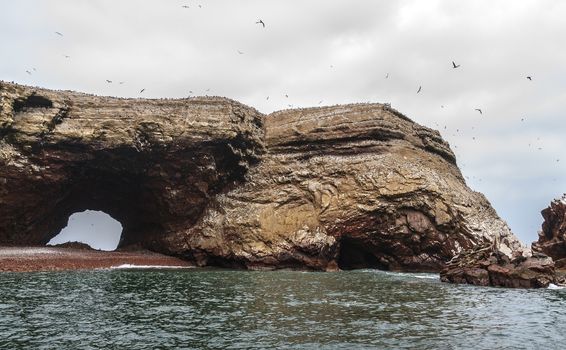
left=440, top=243, right=555, bottom=288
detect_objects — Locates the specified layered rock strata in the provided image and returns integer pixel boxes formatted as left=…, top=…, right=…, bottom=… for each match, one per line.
left=0, top=81, right=523, bottom=271
left=533, top=194, right=566, bottom=268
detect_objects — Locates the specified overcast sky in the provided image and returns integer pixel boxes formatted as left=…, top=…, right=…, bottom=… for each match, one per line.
left=2, top=0, right=565, bottom=248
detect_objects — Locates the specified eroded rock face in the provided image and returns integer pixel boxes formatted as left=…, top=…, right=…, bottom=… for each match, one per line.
left=440, top=243, right=555, bottom=288
left=0, top=82, right=264, bottom=250
left=532, top=194, right=566, bottom=268
left=0, top=82, right=523, bottom=271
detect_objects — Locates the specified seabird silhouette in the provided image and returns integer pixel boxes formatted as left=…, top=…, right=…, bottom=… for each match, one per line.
left=475, top=108, right=482, bottom=114
left=527, top=76, right=532, bottom=81
left=105, top=80, right=112, bottom=83
left=55, top=31, right=63, bottom=36
left=256, top=19, right=265, bottom=27
left=140, top=88, right=145, bottom=93
left=452, top=61, right=460, bottom=68
left=417, top=86, right=422, bottom=93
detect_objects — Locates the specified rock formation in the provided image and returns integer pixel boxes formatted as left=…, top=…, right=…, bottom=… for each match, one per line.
left=532, top=194, right=566, bottom=268
left=440, top=243, right=555, bottom=288
left=0, top=81, right=523, bottom=271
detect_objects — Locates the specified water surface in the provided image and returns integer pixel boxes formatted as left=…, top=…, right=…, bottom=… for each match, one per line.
left=1, top=269, right=565, bottom=349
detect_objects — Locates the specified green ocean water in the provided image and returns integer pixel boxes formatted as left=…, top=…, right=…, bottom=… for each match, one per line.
left=0, top=268, right=565, bottom=349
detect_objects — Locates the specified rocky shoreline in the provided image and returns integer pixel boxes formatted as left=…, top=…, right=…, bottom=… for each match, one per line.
left=0, top=246, right=193, bottom=272
left=441, top=194, right=566, bottom=288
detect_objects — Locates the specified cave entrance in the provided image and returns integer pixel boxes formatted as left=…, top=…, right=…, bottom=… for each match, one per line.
left=337, top=237, right=387, bottom=270
left=47, top=210, right=123, bottom=251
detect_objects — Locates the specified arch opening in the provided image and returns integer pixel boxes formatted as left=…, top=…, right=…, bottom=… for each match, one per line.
left=47, top=210, right=123, bottom=251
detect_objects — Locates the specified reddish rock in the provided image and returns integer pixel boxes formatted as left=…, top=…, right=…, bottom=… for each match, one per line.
left=0, top=247, right=193, bottom=272
left=441, top=243, right=556, bottom=288
left=50, top=241, right=95, bottom=250
left=532, top=194, right=566, bottom=262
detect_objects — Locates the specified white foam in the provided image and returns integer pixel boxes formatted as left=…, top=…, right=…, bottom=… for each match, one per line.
left=109, top=264, right=194, bottom=270
left=547, top=283, right=565, bottom=290
left=368, top=270, right=440, bottom=280
left=412, top=274, right=440, bottom=280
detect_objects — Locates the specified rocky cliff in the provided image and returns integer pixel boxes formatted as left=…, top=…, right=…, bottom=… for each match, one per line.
left=533, top=194, right=566, bottom=268
left=0, top=81, right=523, bottom=271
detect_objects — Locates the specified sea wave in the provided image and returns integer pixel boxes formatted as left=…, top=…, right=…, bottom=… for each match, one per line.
left=108, top=264, right=194, bottom=270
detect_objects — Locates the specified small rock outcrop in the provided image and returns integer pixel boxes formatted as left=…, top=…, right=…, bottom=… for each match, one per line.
left=49, top=241, right=95, bottom=250
left=440, top=243, right=555, bottom=288
left=532, top=194, right=566, bottom=268
left=0, top=81, right=524, bottom=271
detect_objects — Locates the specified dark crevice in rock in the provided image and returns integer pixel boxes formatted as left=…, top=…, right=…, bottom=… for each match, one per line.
left=337, top=237, right=387, bottom=270
left=272, top=129, right=405, bottom=152
left=13, top=94, right=53, bottom=113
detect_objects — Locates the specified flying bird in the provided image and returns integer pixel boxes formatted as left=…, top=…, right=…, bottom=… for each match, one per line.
left=182, top=5, right=189, bottom=8
left=63, top=55, right=70, bottom=58
left=119, top=81, right=125, bottom=84
left=385, top=73, right=389, bottom=79
left=25, top=70, right=32, bottom=75
left=266, top=96, right=269, bottom=100
left=106, top=80, right=112, bottom=83
left=55, top=31, right=63, bottom=36
left=417, top=86, right=422, bottom=93
left=140, top=88, right=145, bottom=93
left=237, top=50, right=244, bottom=54
left=475, top=108, right=482, bottom=114
left=256, top=19, right=265, bottom=27
left=285, top=94, right=288, bottom=98
left=526, top=76, right=532, bottom=81
left=318, top=100, right=323, bottom=104
left=452, top=61, right=460, bottom=69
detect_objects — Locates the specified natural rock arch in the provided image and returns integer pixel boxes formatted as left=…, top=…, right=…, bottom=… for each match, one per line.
left=0, top=82, right=264, bottom=253
left=0, top=81, right=523, bottom=271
